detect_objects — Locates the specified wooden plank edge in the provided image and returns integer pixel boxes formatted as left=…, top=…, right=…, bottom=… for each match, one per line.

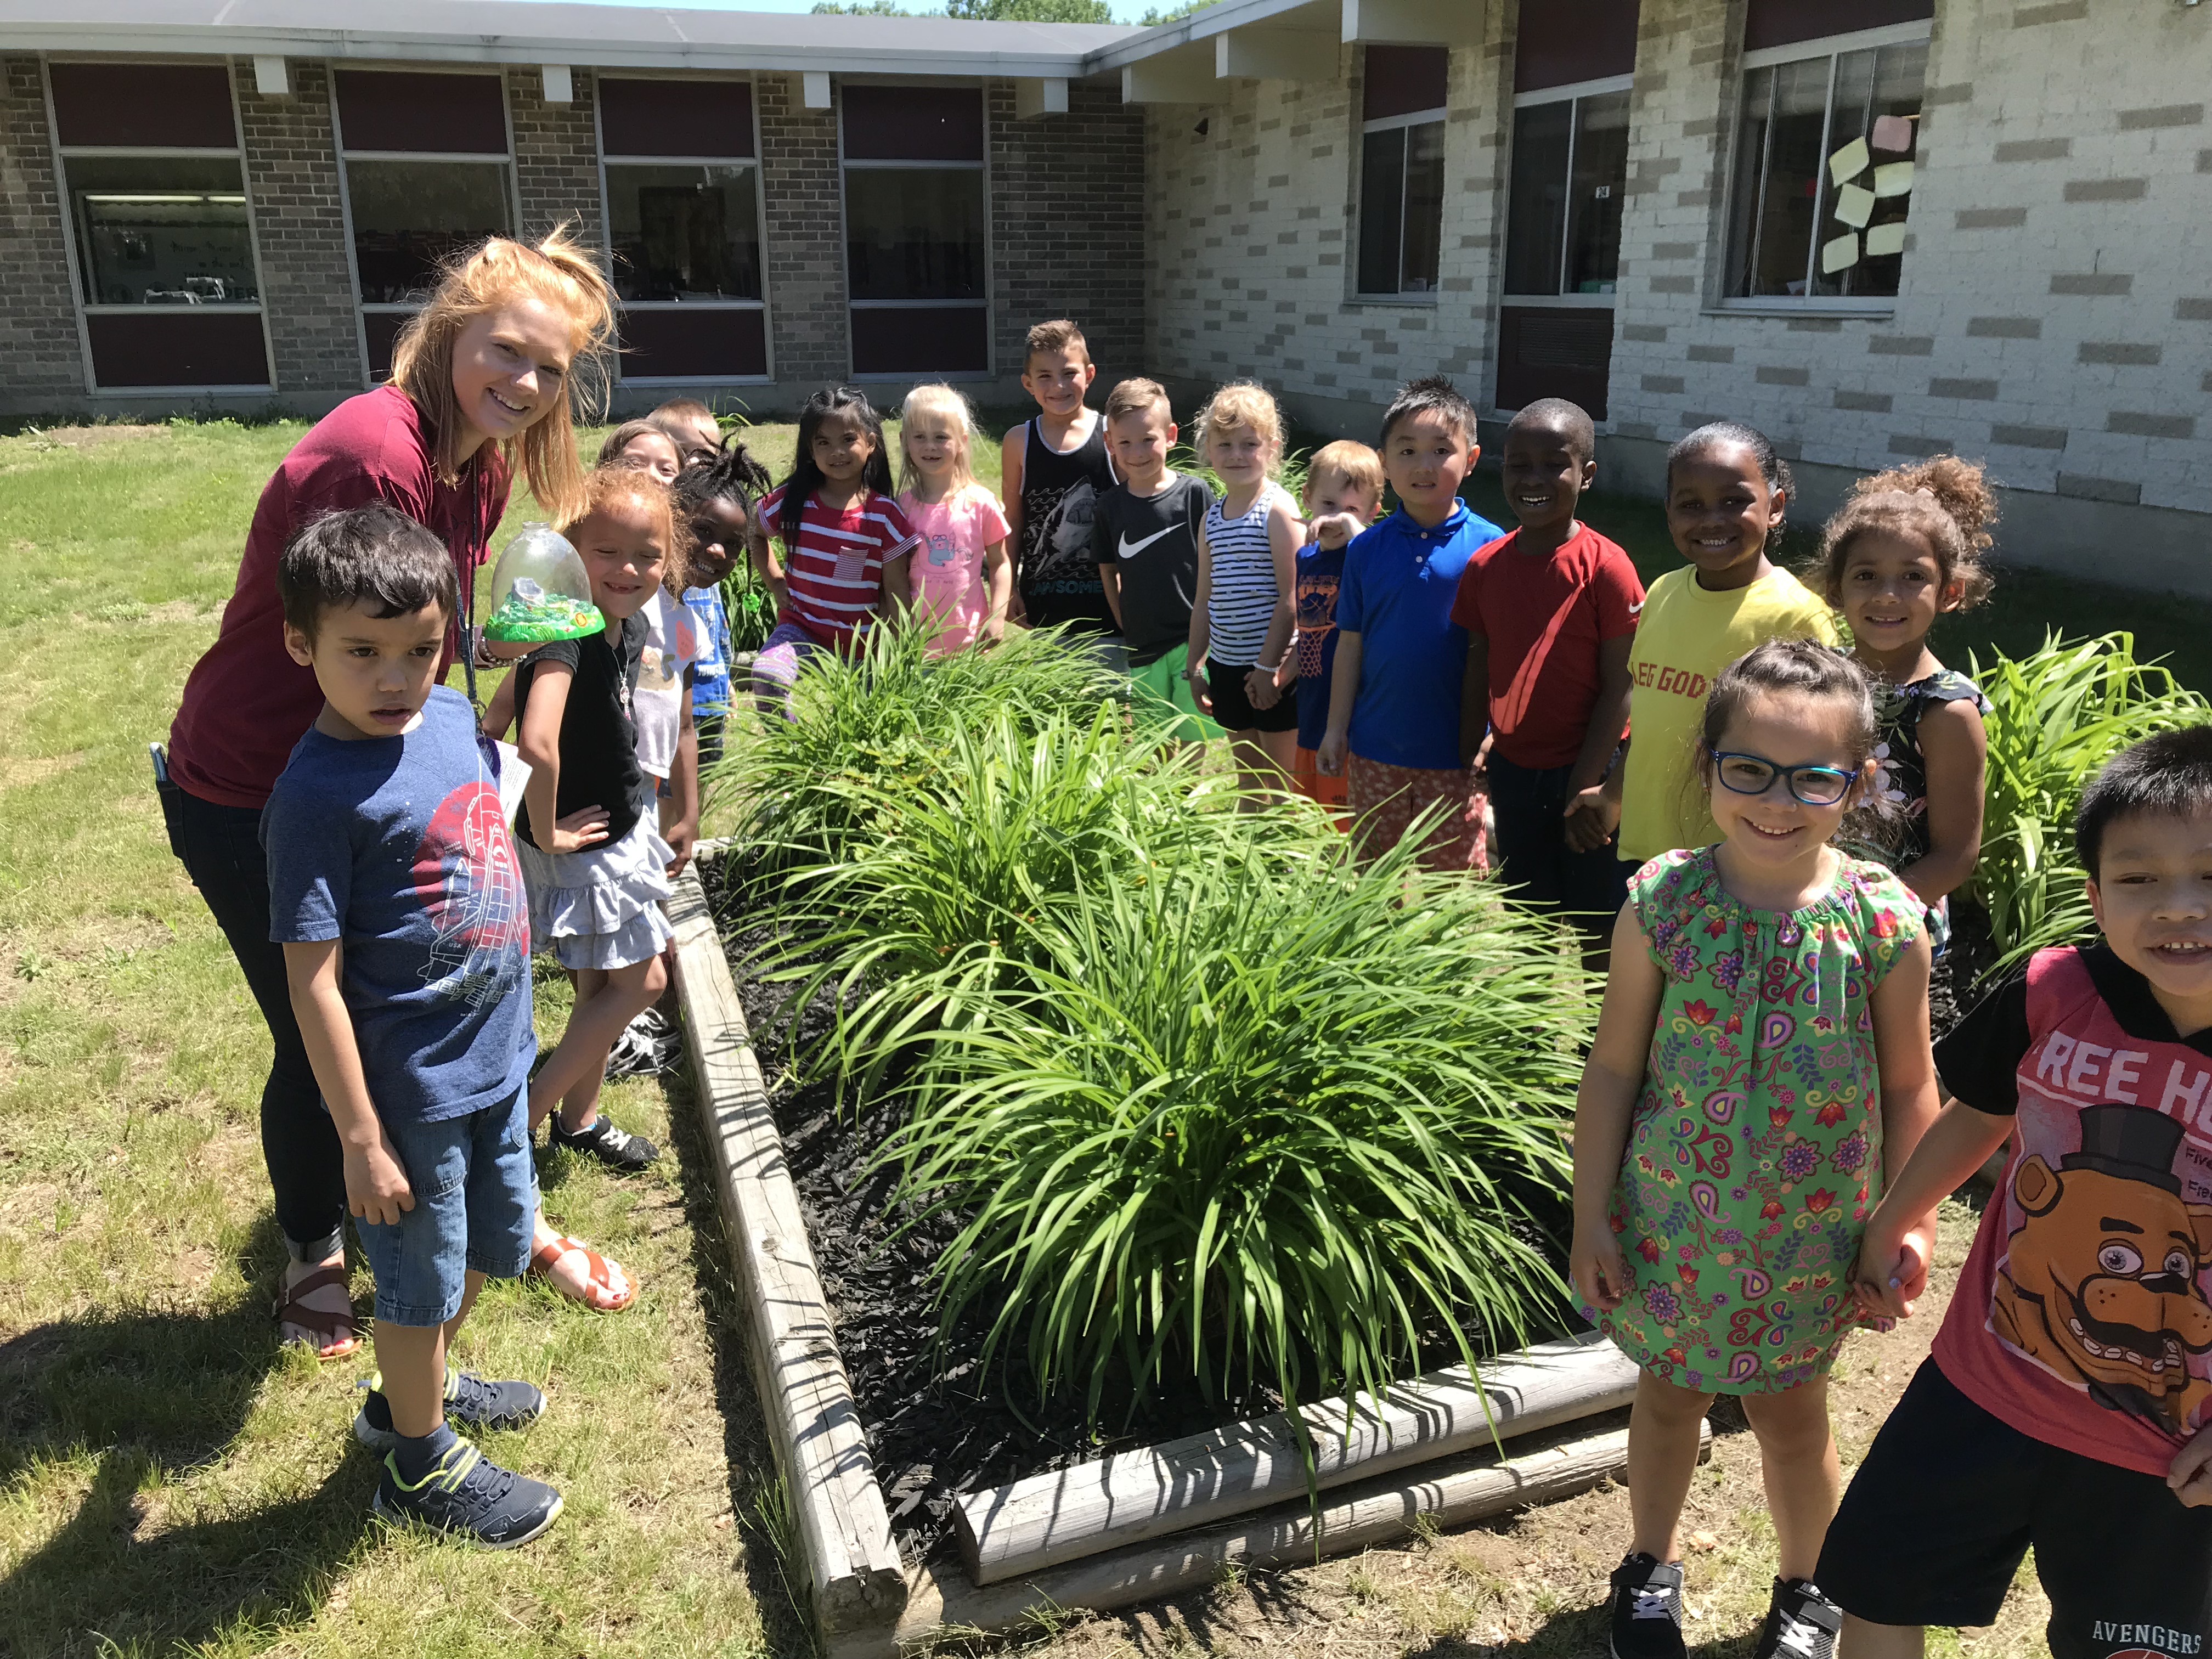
left=898, top=1415, right=1706, bottom=1649
left=960, top=1334, right=1639, bottom=1585
left=667, top=867, right=909, bottom=1640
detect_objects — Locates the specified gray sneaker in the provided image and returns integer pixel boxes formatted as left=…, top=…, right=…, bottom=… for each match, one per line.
left=353, top=1365, right=546, bottom=1452
left=371, top=1439, right=562, bottom=1550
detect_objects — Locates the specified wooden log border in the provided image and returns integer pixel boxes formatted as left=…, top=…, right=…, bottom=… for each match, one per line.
left=666, top=865, right=909, bottom=1638
left=673, top=854, right=1660, bottom=1656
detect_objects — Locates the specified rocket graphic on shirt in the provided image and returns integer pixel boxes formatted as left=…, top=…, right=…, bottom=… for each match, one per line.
left=413, top=778, right=529, bottom=1009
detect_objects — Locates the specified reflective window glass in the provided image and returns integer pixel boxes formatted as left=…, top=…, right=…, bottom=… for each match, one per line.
left=65, top=155, right=257, bottom=306
left=345, top=160, right=514, bottom=305
left=606, top=164, right=760, bottom=302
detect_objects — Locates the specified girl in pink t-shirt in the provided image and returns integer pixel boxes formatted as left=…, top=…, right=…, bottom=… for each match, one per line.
left=895, top=383, right=1012, bottom=654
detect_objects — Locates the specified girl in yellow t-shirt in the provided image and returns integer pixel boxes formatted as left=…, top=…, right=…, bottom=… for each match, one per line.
left=1598, top=421, right=1838, bottom=864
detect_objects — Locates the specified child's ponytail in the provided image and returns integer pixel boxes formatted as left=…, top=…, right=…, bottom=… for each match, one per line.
left=1815, top=453, right=1998, bottom=608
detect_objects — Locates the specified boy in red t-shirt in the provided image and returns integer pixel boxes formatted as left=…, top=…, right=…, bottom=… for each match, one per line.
left=1829, top=727, right=2212, bottom=1659
left=1450, top=399, right=1642, bottom=945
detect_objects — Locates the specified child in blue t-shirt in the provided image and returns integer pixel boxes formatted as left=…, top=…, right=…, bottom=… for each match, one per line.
left=1316, top=376, right=1503, bottom=871
left=672, top=442, right=774, bottom=771
left=265, top=503, right=561, bottom=1550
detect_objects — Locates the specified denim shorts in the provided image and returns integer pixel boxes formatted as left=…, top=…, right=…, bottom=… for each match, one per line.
left=356, top=1090, right=536, bottom=1327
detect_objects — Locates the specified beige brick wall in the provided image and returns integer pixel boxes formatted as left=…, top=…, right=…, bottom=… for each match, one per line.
left=1607, top=0, right=2212, bottom=527
left=1141, top=18, right=1516, bottom=432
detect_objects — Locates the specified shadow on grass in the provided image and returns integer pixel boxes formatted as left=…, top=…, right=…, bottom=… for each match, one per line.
left=0, top=1212, right=375, bottom=1657
left=661, top=1062, right=823, bottom=1658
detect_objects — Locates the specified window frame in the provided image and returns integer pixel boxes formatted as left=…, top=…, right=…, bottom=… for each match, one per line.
left=1713, top=18, right=1931, bottom=317
left=837, top=80, right=993, bottom=383
left=1500, top=72, right=1635, bottom=311
left=1352, top=103, right=1447, bottom=304
left=329, top=66, right=520, bottom=385
left=596, top=72, right=773, bottom=387
left=41, top=57, right=276, bottom=397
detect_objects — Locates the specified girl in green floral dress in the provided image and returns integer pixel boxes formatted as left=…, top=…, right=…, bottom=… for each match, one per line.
left=1570, top=640, right=1944, bottom=1659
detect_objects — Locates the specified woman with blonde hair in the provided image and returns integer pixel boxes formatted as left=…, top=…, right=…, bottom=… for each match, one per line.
left=165, top=228, right=623, bottom=1352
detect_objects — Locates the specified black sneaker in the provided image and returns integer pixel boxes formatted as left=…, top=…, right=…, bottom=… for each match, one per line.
left=371, top=1439, right=562, bottom=1549
left=1608, top=1552, right=1687, bottom=1659
left=354, top=1365, right=548, bottom=1452
left=550, top=1112, right=659, bottom=1171
left=1753, top=1577, right=1843, bottom=1659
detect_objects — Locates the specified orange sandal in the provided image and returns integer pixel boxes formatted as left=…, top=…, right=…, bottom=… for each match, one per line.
left=530, top=1234, right=635, bottom=1312
left=273, top=1264, right=363, bottom=1359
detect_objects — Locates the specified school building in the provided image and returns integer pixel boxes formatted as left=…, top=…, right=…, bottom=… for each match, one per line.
left=1, top=0, right=2205, bottom=590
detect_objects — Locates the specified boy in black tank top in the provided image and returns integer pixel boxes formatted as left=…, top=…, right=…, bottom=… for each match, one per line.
left=1002, top=319, right=1119, bottom=639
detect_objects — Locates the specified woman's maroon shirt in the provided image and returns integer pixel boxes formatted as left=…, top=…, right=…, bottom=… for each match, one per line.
left=168, top=385, right=510, bottom=808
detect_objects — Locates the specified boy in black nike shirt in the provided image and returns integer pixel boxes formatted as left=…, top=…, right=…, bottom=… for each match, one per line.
left=1092, top=378, right=1221, bottom=743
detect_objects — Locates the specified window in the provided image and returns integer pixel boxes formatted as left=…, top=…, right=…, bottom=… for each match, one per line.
left=1503, top=91, right=1630, bottom=298
left=334, top=70, right=514, bottom=378
left=842, top=86, right=988, bottom=376
left=1723, top=23, right=1928, bottom=303
left=1496, top=0, right=1639, bottom=416
left=600, top=77, right=768, bottom=380
left=46, top=61, right=270, bottom=390
left=1355, top=46, right=1447, bottom=297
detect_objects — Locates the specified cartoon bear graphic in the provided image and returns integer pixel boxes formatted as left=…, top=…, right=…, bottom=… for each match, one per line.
left=1993, top=1103, right=2212, bottom=1437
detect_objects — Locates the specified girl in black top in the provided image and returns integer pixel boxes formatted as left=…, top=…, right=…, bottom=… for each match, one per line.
left=512, top=467, right=684, bottom=1181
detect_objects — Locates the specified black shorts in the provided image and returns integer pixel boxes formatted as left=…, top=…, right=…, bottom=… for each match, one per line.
left=1203, top=656, right=1298, bottom=735
left=1486, top=753, right=1635, bottom=922
left=1818, top=1358, right=2212, bottom=1657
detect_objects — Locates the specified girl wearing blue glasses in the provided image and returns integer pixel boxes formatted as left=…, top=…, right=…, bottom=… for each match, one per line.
left=1569, top=639, right=1943, bottom=1659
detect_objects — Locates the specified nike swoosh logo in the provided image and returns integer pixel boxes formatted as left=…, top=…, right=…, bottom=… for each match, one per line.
left=1117, top=526, right=1180, bottom=560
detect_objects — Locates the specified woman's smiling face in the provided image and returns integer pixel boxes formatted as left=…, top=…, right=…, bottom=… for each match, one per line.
left=449, top=297, right=572, bottom=448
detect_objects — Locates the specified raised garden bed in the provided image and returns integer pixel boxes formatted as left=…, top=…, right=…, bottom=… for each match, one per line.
left=671, top=853, right=1669, bottom=1655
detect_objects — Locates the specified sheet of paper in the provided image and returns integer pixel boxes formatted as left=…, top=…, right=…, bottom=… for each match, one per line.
left=1828, top=137, right=1870, bottom=185
left=1864, top=220, right=1908, bottom=257
left=1833, top=183, right=1875, bottom=228
left=1871, top=113, right=1914, bottom=153
left=1873, top=161, right=1915, bottom=198
left=1821, top=232, right=1861, bottom=274
left=494, top=740, right=533, bottom=824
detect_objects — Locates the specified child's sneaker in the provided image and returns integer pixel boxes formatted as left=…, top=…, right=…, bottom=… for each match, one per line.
left=549, top=1111, right=659, bottom=1171
left=1607, top=1551, right=1686, bottom=1659
left=353, top=1365, right=547, bottom=1452
left=373, top=1439, right=562, bottom=1549
left=1752, top=1577, right=1843, bottom=1659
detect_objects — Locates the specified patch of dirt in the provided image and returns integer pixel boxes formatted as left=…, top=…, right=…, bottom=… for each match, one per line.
left=145, top=599, right=223, bottom=625
left=1024, top=1207, right=2052, bottom=1659
left=2, top=752, right=86, bottom=789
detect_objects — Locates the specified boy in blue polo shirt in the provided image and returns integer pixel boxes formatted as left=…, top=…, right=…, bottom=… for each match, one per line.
left=1317, top=375, right=1503, bottom=870
left=266, top=504, right=561, bottom=1549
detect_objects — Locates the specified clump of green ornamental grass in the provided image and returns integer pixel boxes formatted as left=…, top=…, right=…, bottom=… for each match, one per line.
left=715, top=619, right=1590, bottom=1430
left=1970, top=632, right=2211, bottom=968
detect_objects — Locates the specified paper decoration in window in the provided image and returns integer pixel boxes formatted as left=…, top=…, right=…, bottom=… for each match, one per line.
left=1864, top=221, right=1908, bottom=257
left=1833, top=183, right=1875, bottom=229
left=1872, top=161, right=1915, bottom=199
left=1871, top=114, right=1915, bottom=154
left=1821, top=232, right=1861, bottom=274
left=1827, top=137, right=1870, bottom=186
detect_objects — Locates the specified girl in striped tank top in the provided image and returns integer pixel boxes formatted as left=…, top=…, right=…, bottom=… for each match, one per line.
left=1187, top=381, right=1304, bottom=804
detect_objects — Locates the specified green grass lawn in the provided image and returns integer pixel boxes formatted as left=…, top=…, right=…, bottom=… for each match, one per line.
left=0, top=413, right=2183, bottom=1657
left=0, top=421, right=802, bottom=1658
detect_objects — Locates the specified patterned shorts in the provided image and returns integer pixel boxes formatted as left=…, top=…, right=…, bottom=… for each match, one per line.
left=1346, top=753, right=1488, bottom=873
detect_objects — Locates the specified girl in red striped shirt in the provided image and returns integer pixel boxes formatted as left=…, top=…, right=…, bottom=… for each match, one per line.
left=748, top=385, right=919, bottom=711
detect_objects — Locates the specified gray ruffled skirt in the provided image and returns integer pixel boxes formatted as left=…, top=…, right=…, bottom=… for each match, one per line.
left=516, top=797, right=675, bottom=971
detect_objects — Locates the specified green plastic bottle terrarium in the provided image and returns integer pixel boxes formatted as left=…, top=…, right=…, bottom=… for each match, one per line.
left=481, top=523, right=606, bottom=642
